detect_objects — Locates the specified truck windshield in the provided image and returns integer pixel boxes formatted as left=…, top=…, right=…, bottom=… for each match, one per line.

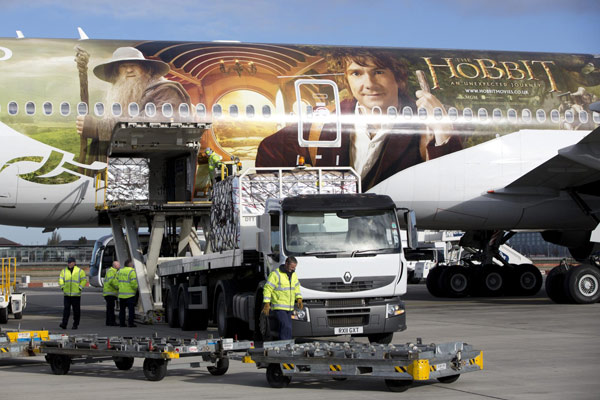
left=284, top=210, right=400, bottom=256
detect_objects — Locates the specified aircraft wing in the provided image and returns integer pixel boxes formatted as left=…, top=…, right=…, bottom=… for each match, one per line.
left=497, top=127, right=600, bottom=196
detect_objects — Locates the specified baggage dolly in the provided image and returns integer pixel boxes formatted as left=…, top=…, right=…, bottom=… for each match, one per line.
left=41, top=334, right=253, bottom=381
left=247, top=338, right=483, bottom=392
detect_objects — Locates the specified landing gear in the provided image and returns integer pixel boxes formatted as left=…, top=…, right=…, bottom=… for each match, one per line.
left=564, top=265, right=600, bottom=304
left=511, top=264, right=543, bottom=296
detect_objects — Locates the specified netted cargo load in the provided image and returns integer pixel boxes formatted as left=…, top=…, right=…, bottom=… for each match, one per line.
left=209, top=177, right=240, bottom=252
left=106, top=158, right=150, bottom=205
left=239, top=170, right=359, bottom=216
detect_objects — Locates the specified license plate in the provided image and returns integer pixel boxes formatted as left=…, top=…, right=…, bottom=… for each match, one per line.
left=334, top=326, right=363, bottom=335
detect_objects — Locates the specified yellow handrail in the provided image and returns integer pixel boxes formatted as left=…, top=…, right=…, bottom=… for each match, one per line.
left=1, top=257, right=17, bottom=296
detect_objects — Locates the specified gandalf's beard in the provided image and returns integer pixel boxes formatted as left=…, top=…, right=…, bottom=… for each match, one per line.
left=106, top=70, right=155, bottom=107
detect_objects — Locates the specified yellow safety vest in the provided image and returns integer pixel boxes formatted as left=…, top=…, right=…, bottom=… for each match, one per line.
left=103, top=267, right=119, bottom=297
left=117, top=266, right=138, bottom=299
left=263, top=267, right=302, bottom=311
left=59, top=266, right=87, bottom=297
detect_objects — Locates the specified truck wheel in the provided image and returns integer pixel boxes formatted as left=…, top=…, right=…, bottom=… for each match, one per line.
left=113, top=356, right=134, bottom=370
left=437, top=374, right=460, bottom=384
left=178, top=290, right=193, bottom=331
left=14, top=311, right=22, bottom=320
left=0, top=308, right=7, bottom=324
left=564, top=265, right=600, bottom=304
left=426, top=266, right=446, bottom=297
left=475, top=264, right=505, bottom=296
left=384, top=379, right=412, bottom=392
left=266, top=363, right=291, bottom=388
left=512, top=264, right=543, bottom=296
left=143, top=358, right=167, bottom=381
left=545, top=265, right=570, bottom=303
left=48, top=354, right=71, bottom=375
left=207, top=357, right=229, bottom=376
left=166, top=289, right=179, bottom=328
left=440, top=265, right=471, bottom=297
left=216, top=291, right=235, bottom=337
left=367, top=332, right=393, bottom=344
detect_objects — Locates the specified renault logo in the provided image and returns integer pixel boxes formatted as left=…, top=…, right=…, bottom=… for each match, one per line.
left=343, top=271, right=352, bottom=283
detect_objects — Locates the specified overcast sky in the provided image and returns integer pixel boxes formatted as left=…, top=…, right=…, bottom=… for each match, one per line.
left=1, top=0, right=599, bottom=244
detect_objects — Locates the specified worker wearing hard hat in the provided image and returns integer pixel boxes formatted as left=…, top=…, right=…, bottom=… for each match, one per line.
left=262, top=256, right=303, bottom=340
left=206, top=147, right=223, bottom=185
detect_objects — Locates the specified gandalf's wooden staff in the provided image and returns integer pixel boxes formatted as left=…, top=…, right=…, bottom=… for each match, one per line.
left=75, top=46, right=90, bottom=170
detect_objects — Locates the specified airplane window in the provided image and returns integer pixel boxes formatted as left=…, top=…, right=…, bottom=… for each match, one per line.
left=43, top=102, right=53, bottom=115
left=550, top=109, right=560, bottom=123
left=522, top=109, right=532, bottom=122
left=507, top=109, right=517, bottom=123
left=536, top=109, right=546, bottom=123
left=387, top=106, right=398, bottom=117
left=448, top=107, right=458, bottom=121
left=262, top=105, right=271, bottom=118
left=229, top=104, right=239, bottom=118
left=371, top=106, right=382, bottom=116
left=196, top=103, right=206, bottom=118
left=162, top=103, right=173, bottom=118
left=60, top=102, right=71, bottom=116
left=402, top=106, right=413, bottom=119
left=579, top=111, right=588, bottom=124
left=25, top=102, right=35, bottom=115
left=8, top=101, right=18, bottom=115
left=463, top=108, right=473, bottom=121
left=112, top=103, right=122, bottom=117
left=246, top=104, right=255, bottom=118
left=95, top=102, right=105, bottom=117
left=77, top=102, right=88, bottom=116
left=212, top=104, right=222, bottom=118
left=433, top=107, right=443, bottom=120
left=492, top=108, right=502, bottom=121
left=179, top=103, right=190, bottom=118
left=478, top=108, right=488, bottom=121
left=565, top=110, right=574, bottom=123
left=418, top=107, right=428, bottom=120
left=145, top=102, right=156, bottom=117
left=593, top=111, right=600, bottom=124
left=129, top=102, right=139, bottom=117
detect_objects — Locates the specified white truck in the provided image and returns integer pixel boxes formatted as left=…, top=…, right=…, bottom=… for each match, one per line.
left=0, top=257, right=26, bottom=323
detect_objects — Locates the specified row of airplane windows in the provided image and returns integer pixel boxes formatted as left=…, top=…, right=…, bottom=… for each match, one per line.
left=2, top=101, right=599, bottom=125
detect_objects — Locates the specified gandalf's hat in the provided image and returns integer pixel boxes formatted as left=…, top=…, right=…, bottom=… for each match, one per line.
left=93, top=47, right=170, bottom=82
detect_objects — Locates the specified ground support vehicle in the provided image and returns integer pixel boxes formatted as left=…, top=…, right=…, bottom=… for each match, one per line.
left=247, top=338, right=483, bottom=392
left=0, top=329, right=57, bottom=358
left=0, top=257, right=26, bottom=323
left=41, top=333, right=253, bottom=381
left=92, top=122, right=415, bottom=343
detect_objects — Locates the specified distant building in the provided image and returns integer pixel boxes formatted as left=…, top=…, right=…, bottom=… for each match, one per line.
left=0, top=237, right=22, bottom=247
left=0, top=239, right=96, bottom=264
left=507, top=232, right=570, bottom=258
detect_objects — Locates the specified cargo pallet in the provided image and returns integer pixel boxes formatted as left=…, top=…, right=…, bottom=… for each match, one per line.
left=247, top=338, right=483, bottom=392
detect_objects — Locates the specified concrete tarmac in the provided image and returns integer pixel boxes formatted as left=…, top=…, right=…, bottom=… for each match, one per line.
left=1, top=285, right=598, bottom=400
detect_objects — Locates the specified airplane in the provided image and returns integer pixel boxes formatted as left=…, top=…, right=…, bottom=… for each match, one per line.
left=0, top=33, right=598, bottom=304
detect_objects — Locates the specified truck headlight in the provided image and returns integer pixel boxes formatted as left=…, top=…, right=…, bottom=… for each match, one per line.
left=386, top=304, right=405, bottom=318
left=291, top=308, right=309, bottom=322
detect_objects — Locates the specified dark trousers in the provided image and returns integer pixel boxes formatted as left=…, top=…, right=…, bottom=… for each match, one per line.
left=119, top=297, right=136, bottom=326
left=104, top=296, right=117, bottom=325
left=274, top=310, right=293, bottom=340
left=62, top=296, right=81, bottom=328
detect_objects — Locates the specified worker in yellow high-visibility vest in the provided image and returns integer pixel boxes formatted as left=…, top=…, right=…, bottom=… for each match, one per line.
left=59, top=257, right=87, bottom=330
left=117, top=259, right=138, bottom=327
left=103, top=260, right=120, bottom=326
left=262, top=256, right=303, bottom=340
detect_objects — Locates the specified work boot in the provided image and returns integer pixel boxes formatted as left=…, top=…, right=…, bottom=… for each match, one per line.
left=59, top=324, right=66, bottom=329
left=72, top=325, right=78, bottom=330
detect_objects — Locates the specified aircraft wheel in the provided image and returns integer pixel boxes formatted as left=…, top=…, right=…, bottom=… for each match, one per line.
left=384, top=379, right=413, bottom=392
left=266, top=363, right=291, bottom=388
left=512, top=264, right=543, bottom=296
left=475, top=264, right=506, bottom=296
left=440, top=265, right=471, bottom=297
left=143, top=358, right=167, bottom=381
left=426, top=266, right=446, bottom=297
left=564, top=265, right=600, bottom=304
left=545, top=265, right=570, bottom=303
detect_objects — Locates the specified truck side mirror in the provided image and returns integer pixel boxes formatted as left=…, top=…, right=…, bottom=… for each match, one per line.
left=404, top=210, right=417, bottom=250
left=257, top=214, right=272, bottom=254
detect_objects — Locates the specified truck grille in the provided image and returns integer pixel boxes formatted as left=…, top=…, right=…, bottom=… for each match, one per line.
left=301, top=276, right=395, bottom=293
left=327, top=315, right=369, bottom=327
left=326, top=298, right=365, bottom=307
